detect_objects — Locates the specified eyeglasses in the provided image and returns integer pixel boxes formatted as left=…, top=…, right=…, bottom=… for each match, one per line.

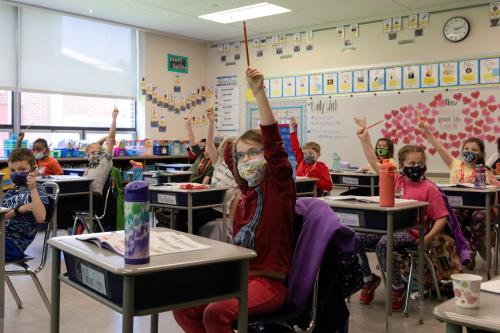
left=236, top=147, right=264, bottom=162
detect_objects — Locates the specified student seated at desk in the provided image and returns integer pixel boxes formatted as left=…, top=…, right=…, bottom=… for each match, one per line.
left=3, top=148, right=48, bottom=260
left=355, top=117, right=449, bottom=311
left=418, top=120, right=499, bottom=269
left=360, top=137, right=395, bottom=172
left=174, top=67, right=296, bottom=333
left=84, top=107, right=118, bottom=200
left=184, top=115, right=213, bottom=184
left=486, top=137, right=500, bottom=174
left=15, top=133, right=63, bottom=176
left=288, top=116, right=332, bottom=195
left=186, top=138, right=206, bottom=163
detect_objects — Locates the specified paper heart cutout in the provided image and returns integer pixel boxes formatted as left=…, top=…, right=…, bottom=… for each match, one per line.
left=429, top=126, right=436, bottom=132
left=415, top=129, right=422, bottom=136
left=439, top=132, right=447, bottom=140
left=400, top=106, right=408, bottom=113
left=396, top=114, right=403, bottom=121
left=391, top=110, right=398, bottom=116
left=453, top=93, right=463, bottom=101
left=418, top=102, right=426, bottom=110
left=478, top=134, right=486, bottom=141
left=486, top=116, right=495, bottom=124
left=384, top=114, right=392, bottom=120
left=465, top=125, right=474, bottom=132
left=470, top=101, right=478, bottom=109
left=422, top=108, right=430, bottom=116
left=437, top=100, right=445, bottom=107
left=429, top=148, right=437, bottom=155
left=451, top=151, right=460, bottom=158
left=471, top=91, right=480, bottom=99
left=464, top=117, right=473, bottom=125
left=463, top=97, right=471, bottom=104
left=419, top=145, right=427, bottom=151
left=432, top=109, right=439, bottom=116
left=429, top=100, right=437, bottom=108
left=427, top=118, right=436, bottom=125
left=408, top=105, right=416, bottom=112
left=433, top=131, right=439, bottom=137
left=488, top=104, right=498, bottom=112
left=458, top=132, right=467, bottom=140
left=483, top=125, right=492, bottom=132
left=486, top=134, right=496, bottom=143
left=392, top=138, right=399, bottom=144
left=403, top=137, right=411, bottom=144
left=435, top=94, right=443, bottom=101
left=487, top=95, right=495, bottom=103
left=449, top=134, right=458, bottom=142
left=479, top=100, right=488, bottom=108
left=385, top=123, right=392, bottom=129
left=462, top=108, right=470, bottom=115
left=403, top=120, right=409, bottom=127
left=494, top=125, right=500, bottom=134
left=475, top=119, right=484, bottom=127
left=470, top=110, right=479, bottom=118
left=452, top=141, right=461, bottom=148
left=482, top=109, right=490, bottom=116
left=381, top=129, right=389, bottom=137
left=444, top=142, right=452, bottom=149
left=416, top=136, right=424, bottom=144
left=474, top=127, right=481, bottom=135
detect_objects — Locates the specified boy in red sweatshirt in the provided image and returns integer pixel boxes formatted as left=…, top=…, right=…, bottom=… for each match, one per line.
left=289, top=117, right=333, bottom=195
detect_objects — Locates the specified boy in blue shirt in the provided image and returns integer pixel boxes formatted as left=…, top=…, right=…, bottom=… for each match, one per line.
left=3, top=148, right=48, bottom=260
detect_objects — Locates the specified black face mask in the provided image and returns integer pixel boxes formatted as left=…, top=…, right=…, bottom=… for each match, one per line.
left=402, top=166, right=426, bottom=182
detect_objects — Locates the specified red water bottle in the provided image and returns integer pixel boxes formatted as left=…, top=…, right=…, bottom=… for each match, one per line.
left=379, top=159, right=396, bottom=207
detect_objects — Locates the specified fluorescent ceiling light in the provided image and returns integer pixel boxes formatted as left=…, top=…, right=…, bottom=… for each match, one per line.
left=199, top=2, right=291, bottom=24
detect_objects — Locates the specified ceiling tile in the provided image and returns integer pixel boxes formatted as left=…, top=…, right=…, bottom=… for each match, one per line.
left=176, top=0, right=263, bottom=17
left=175, top=24, right=243, bottom=41
left=230, top=12, right=326, bottom=35
left=392, top=0, right=489, bottom=10
left=147, top=17, right=218, bottom=33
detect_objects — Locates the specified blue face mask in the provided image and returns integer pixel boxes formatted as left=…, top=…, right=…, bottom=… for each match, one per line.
left=10, top=171, right=29, bottom=187
left=463, top=151, right=480, bottom=164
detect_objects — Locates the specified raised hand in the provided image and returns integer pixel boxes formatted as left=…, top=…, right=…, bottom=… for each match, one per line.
left=246, top=67, right=264, bottom=94
left=206, top=107, right=216, bottom=123
left=112, top=107, right=119, bottom=119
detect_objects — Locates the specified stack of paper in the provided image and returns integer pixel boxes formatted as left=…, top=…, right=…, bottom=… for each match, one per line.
left=481, top=279, right=500, bottom=294
left=322, top=196, right=417, bottom=204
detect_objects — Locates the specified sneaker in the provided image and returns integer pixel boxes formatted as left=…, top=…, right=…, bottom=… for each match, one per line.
left=359, top=274, right=381, bottom=304
left=392, top=288, right=406, bottom=312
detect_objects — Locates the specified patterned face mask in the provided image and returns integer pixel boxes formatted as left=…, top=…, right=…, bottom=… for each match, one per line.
left=237, top=157, right=267, bottom=187
left=304, top=153, right=316, bottom=165
left=402, top=166, right=426, bottom=181
left=34, top=151, right=45, bottom=160
left=462, top=151, right=480, bottom=164
left=10, top=171, right=29, bottom=187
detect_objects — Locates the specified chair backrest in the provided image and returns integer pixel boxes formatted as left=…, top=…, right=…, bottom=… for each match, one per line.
left=36, top=181, right=60, bottom=273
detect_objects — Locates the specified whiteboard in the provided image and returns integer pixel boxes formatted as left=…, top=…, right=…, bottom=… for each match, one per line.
left=305, top=87, right=500, bottom=173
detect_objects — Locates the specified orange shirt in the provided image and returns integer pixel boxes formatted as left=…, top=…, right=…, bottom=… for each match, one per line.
left=36, top=156, right=63, bottom=176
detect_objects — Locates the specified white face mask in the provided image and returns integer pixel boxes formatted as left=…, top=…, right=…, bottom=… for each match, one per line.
left=237, top=157, right=267, bottom=187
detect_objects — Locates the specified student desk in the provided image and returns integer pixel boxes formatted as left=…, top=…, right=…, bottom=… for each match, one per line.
left=330, top=171, right=379, bottom=196
left=143, top=171, right=192, bottom=185
left=36, top=176, right=94, bottom=235
left=323, top=197, right=428, bottom=333
left=62, top=168, right=86, bottom=176
left=149, top=185, right=229, bottom=239
left=0, top=207, right=10, bottom=333
left=437, top=185, right=500, bottom=280
left=433, top=279, right=500, bottom=332
left=48, top=228, right=256, bottom=333
left=0, top=172, right=4, bottom=194
left=155, top=163, right=192, bottom=171
left=295, top=176, right=318, bottom=197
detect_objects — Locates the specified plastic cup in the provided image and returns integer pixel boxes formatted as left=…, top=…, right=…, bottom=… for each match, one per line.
left=451, top=273, right=482, bottom=309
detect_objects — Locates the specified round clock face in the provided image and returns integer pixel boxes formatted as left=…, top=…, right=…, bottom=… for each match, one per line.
left=443, top=17, right=470, bottom=42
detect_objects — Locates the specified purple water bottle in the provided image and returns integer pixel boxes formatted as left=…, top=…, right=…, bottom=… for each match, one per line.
left=474, top=165, right=486, bottom=189
left=124, top=181, right=150, bottom=265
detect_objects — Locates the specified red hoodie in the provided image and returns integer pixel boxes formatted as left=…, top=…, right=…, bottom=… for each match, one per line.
left=290, top=132, right=333, bottom=194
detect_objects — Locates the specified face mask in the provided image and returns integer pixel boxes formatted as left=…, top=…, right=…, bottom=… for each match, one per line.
left=376, top=148, right=390, bottom=157
left=34, top=152, right=45, bottom=160
left=304, top=153, right=316, bottom=165
left=237, top=157, right=267, bottom=187
left=10, top=171, right=29, bottom=187
left=463, top=151, right=480, bottom=164
left=402, top=166, right=426, bottom=182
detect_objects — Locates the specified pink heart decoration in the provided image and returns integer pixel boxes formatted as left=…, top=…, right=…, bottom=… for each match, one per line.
left=494, top=125, right=500, bottom=134
left=458, top=132, right=467, bottom=140
left=418, top=102, right=426, bottom=110
left=437, top=100, right=445, bottom=107
left=486, top=135, right=496, bottom=143
left=429, top=148, right=437, bottom=155
left=470, top=110, right=479, bottom=118
left=482, top=125, right=492, bottom=132
left=452, top=141, right=461, bottom=148
left=422, top=108, right=430, bottom=116
left=479, top=100, right=488, bottom=108
left=482, top=109, right=490, bottom=116
left=488, top=104, right=498, bottom=112
left=432, top=109, right=439, bottom=116
left=444, top=142, right=452, bottom=149
left=487, top=95, right=495, bottom=103
left=416, top=136, right=423, bottom=144
left=408, top=105, right=416, bottom=112
left=400, top=106, right=408, bottom=113
left=396, top=114, right=403, bottom=121
left=451, top=151, right=460, bottom=158
left=486, top=116, right=495, bottom=124
left=381, top=129, right=389, bottom=137
left=462, top=108, right=470, bottom=115
left=430, top=100, right=437, bottom=108
left=464, top=117, right=473, bottom=125
left=449, top=134, right=458, bottom=141
left=384, top=114, right=391, bottom=120
left=453, top=93, right=463, bottom=101
left=470, top=101, right=478, bottom=109
left=471, top=91, right=480, bottom=99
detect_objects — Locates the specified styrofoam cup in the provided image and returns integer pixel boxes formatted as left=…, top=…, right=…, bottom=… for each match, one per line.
left=451, top=273, right=482, bottom=309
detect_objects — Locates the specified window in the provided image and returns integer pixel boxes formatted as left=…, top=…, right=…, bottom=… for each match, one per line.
left=23, top=131, right=81, bottom=149
left=85, top=132, right=136, bottom=144
left=21, top=92, right=135, bottom=129
left=0, top=90, right=12, bottom=125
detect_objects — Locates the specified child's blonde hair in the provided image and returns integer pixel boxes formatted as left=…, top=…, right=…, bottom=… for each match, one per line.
left=397, top=145, right=426, bottom=168
left=304, top=142, right=321, bottom=154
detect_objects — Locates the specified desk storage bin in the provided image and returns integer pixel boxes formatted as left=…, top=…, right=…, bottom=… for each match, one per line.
left=63, top=253, right=241, bottom=311
left=51, top=180, right=90, bottom=194
left=296, top=180, right=316, bottom=195
left=442, top=191, right=495, bottom=207
left=331, top=174, right=379, bottom=187
left=63, top=169, right=85, bottom=176
left=150, top=189, right=224, bottom=207
left=332, top=207, right=418, bottom=231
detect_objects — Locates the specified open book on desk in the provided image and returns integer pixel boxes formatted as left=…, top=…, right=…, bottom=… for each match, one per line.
left=323, top=196, right=416, bottom=204
left=481, top=279, right=500, bottom=295
left=436, top=183, right=497, bottom=189
left=77, top=230, right=210, bottom=257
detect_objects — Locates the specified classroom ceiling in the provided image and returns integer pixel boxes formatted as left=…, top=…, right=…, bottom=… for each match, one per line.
left=7, top=0, right=491, bottom=42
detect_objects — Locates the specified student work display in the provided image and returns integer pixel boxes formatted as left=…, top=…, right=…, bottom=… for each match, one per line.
left=247, top=86, right=500, bottom=173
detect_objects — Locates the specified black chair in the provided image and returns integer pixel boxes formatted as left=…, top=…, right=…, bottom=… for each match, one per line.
left=5, top=181, right=60, bottom=313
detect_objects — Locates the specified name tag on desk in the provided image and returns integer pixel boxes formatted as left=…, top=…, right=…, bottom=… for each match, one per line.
left=447, top=196, right=463, bottom=206
left=342, top=177, right=359, bottom=185
left=80, top=263, right=108, bottom=296
left=337, top=212, right=360, bottom=227
left=157, top=193, right=177, bottom=205
left=144, top=177, right=157, bottom=185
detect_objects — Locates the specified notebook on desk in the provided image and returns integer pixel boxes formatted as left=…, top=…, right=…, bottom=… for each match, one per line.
left=481, top=279, right=500, bottom=295
left=436, top=183, right=497, bottom=189
left=323, top=196, right=417, bottom=204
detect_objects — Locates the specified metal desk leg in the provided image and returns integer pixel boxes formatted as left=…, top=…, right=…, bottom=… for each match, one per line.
left=222, top=199, right=227, bottom=242
left=237, top=260, right=249, bottom=333
left=417, top=207, right=425, bottom=324
left=52, top=211, right=58, bottom=237
left=370, top=177, right=375, bottom=196
left=486, top=194, right=492, bottom=280
left=122, top=276, right=135, bottom=333
left=0, top=217, right=5, bottom=333
left=187, top=194, right=193, bottom=234
left=495, top=202, right=500, bottom=275
left=50, top=246, right=61, bottom=333
left=445, top=323, right=462, bottom=333
left=150, top=313, right=158, bottom=333
left=386, top=213, right=394, bottom=333
left=89, top=186, right=94, bottom=232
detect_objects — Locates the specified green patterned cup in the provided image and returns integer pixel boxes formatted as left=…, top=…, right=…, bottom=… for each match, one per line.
left=451, top=273, right=482, bottom=309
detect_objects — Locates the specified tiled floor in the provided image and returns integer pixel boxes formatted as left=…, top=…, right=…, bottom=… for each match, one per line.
left=4, top=231, right=488, bottom=333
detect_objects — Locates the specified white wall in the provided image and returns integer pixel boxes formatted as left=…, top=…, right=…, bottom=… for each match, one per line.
left=142, top=32, right=208, bottom=141
left=205, top=5, right=500, bottom=132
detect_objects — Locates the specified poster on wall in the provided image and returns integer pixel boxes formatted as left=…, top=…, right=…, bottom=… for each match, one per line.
left=459, top=60, right=479, bottom=85
left=150, top=109, right=159, bottom=128
left=324, top=73, right=338, bottom=94
left=296, top=76, right=310, bottom=96
left=264, top=79, right=270, bottom=97
left=158, top=115, right=166, bottom=132
left=479, top=58, right=500, bottom=84
left=386, top=67, right=402, bottom=90
left=216, top=75, right=239, bottom=135
left=369, top=68, right=386, bottom=91
left=403, top=65, right=420, bottom=89
left=309, top=74, right=324, bottom=95
left=353, top=70, right=368, bottom=92
left=167, top=54, right=189, bottom=74
left=283, top=77, right=296, bottom=97
left=338, top=72, right=353, bottom=94
left=420, top=63, right=439, bottom=88
left=439, top=62, right=458, bottom=86
left=270, top=78, right=283, bottom=98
